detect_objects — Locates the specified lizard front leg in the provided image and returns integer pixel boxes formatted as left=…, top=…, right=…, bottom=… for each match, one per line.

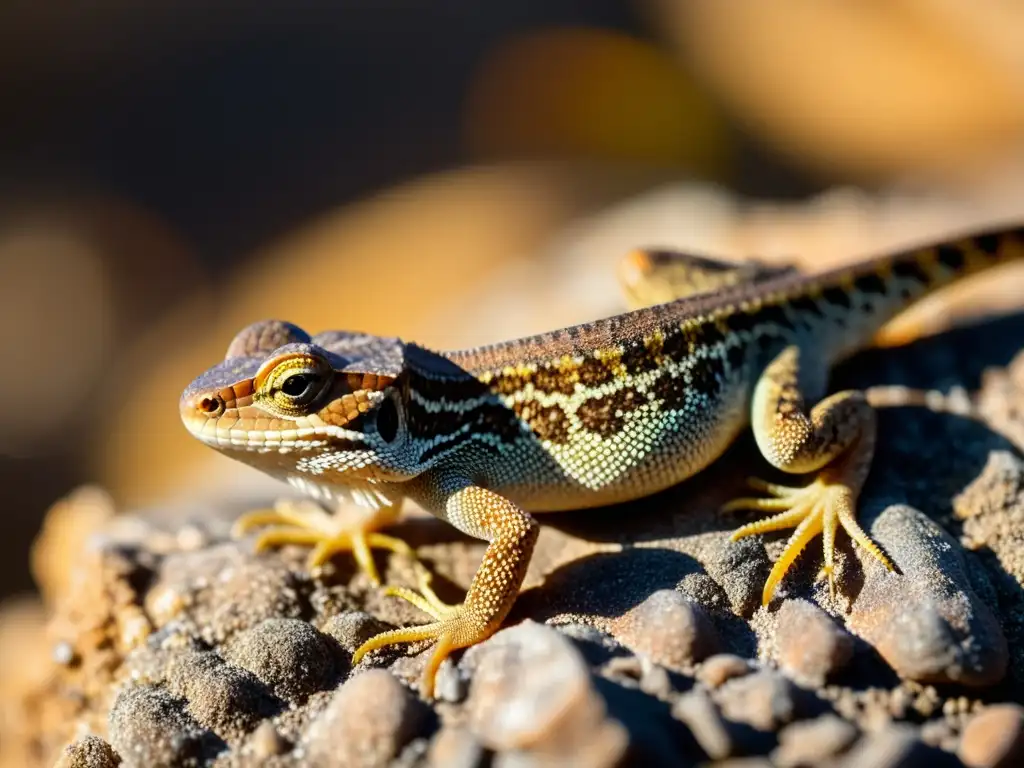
left=725, top=345, right=893, bottom=604
left=352, top=480, right=539, bottom=698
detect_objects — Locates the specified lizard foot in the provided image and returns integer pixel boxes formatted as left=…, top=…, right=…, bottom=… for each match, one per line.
left=232, top=499, right=414, bottom=586
left=352, top=566, right=487, bottom=698
left=723, top=476, right=893, bottom=605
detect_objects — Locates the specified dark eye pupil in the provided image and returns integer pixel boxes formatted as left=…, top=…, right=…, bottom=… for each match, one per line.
left=281, top=374, right=314, bottom=397
left=377, top=398, right=399, bottom=443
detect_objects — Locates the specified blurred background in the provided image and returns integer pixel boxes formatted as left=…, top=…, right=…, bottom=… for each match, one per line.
left=3, top=0, right=1024, bottom=607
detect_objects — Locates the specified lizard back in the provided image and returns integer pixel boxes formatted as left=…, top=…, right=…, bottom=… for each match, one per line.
left=435, top=227, right=1024, bottom=511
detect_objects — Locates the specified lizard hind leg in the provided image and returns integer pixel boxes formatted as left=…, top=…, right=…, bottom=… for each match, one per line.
left=617, top=248, right=797, bottom=308
left=724, top=345, right=893, bottom=605
left=232, top=497, right=414, bottom=585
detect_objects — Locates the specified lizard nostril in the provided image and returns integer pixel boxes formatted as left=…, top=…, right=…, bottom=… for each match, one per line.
left=198, top=396, right=224, bottom=416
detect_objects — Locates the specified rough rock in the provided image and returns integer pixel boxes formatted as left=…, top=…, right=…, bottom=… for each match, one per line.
left=772, top=714, right=858, bottom=767
left=714, top=669, right=801, bottom=732
left=427, top=727, right=487, bottom=768
left=958, top=704, right=1024, bottom=768
left=773, top=598, right=854, bottom=685
left=703, top=536, right=773, bottom=618
left=54, top=735, right=121, bottom=768
left=607, top=589, right=720, bottom=671
left=222, top=618, right=336, bottom=702
left=164, top=650, right=276, bottom=739
left=837, top=723, right=953, bottom=768
left=696, top=654, right=751, bottom=688
left=108, top=684, right=214, bottom=768
left=320, top=611, right=391, bottom=654
left=846, top=504, right=1008, bottom=686
left=672, top=688, right=732, bottom=760
left=302, top=669, right=426, bottom=768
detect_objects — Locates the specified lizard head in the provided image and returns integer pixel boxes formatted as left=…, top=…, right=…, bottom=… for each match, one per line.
left=180, top=319, right=418, bottom=501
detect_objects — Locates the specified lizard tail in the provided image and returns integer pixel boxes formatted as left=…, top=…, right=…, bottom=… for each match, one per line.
left=800, top=224, right=1024, bottom=359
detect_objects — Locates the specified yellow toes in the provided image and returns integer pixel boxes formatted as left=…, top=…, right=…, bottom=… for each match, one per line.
left=760, top=510, right=824, bottom=605
left=382, top=565, right=460, bottom=621
left=254, top=528, right=328, bottom=553
left=351, top=608, right=485, bottom=698
left=231, top=502, right=415, bottom=585
left=725, top=477, right=890, bottom=605
left=231, top=509, right=291, bottom=537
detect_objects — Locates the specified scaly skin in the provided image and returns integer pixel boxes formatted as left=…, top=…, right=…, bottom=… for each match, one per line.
left=181, top=226, right=1024, bottom=696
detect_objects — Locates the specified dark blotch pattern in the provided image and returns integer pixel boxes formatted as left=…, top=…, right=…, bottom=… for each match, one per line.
left=652, top=370, right=688, bottom=409
left=892, top=259, right=931, bottom=285
left=936, top=244, right=966, bottom=271
left=854, top=273, right=887, bottom=296
left=974, top=234, right=1001, bottom=257
left=726, top=343, right=747, bottom=371
left=532, top=366, right=577, bottom=395
left=525, top=404, right=571, bottom=444
left=725, top=309, right=758, bottom=335
left=754, top=304, right=794, bottom=333
left=789, top=295, right=824, bottom=318
left=621, top=341, right=660, bottom=376
left=688, top=354, right=726, bottom=398
left=661, top=326, right=694, bottom=361
left=577, top=387, right=645, bottom=438
left=822, top=286, right=851, bottom=309
left=578, top=356, right=616, bottom=387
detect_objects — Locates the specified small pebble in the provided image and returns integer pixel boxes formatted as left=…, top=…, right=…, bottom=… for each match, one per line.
left=672, top=688, right=732, bottom=760
left=249, top=721, right=289, bottom=759
left=697, top=654, right=751, bottom=688
left=53, top=641, right=77, bottom=667
left=774, top=599, right=853, bottom=685
left=715, top=670, right=797, bottom=732
left=428, top=727, right=486, bottom=768
left=303, top=669, right=426, bottom=768
left=223, top=618, right=335, bottom=702
left=959, top=704, right=1024, bottom=768
left=463, top=621, right=627, bottom=765
left=434, top=658, right=469, bottom=703
left=772, top=715, right=858, bottom=767
left=608, top=589, right=720, bottom=671
left=55, top=735, right=121, bottom=768
left=838, top=724, right=945, bottom=768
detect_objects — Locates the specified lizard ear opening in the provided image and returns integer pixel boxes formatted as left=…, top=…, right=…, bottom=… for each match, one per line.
left=376, top=397, right=400, bottom=443
left=226, top=320, right=311, bottom=360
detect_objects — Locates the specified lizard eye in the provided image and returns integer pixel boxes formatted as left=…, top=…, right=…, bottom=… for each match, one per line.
left=256, top=353, right=334, bottom=414
left=281, top=373, right=317, bottom=399
left=275, top=370, right=327, bottom=407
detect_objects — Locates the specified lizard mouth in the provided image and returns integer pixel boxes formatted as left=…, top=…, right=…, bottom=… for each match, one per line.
left=179, top=388, right=366, bottom=454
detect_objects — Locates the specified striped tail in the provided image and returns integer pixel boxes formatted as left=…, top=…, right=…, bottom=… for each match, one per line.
left=810, top=225, right=1024, bottom=359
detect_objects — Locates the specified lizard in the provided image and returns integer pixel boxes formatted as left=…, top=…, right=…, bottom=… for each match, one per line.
left=180, top=224, right=1024, bottom=697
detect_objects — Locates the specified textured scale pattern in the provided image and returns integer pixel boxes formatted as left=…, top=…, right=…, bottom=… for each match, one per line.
left=180, top=225, right=1024, bottom=696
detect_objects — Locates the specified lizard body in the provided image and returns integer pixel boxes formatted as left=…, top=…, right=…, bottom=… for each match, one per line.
left=181, top=225, right=1024, bottom=696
